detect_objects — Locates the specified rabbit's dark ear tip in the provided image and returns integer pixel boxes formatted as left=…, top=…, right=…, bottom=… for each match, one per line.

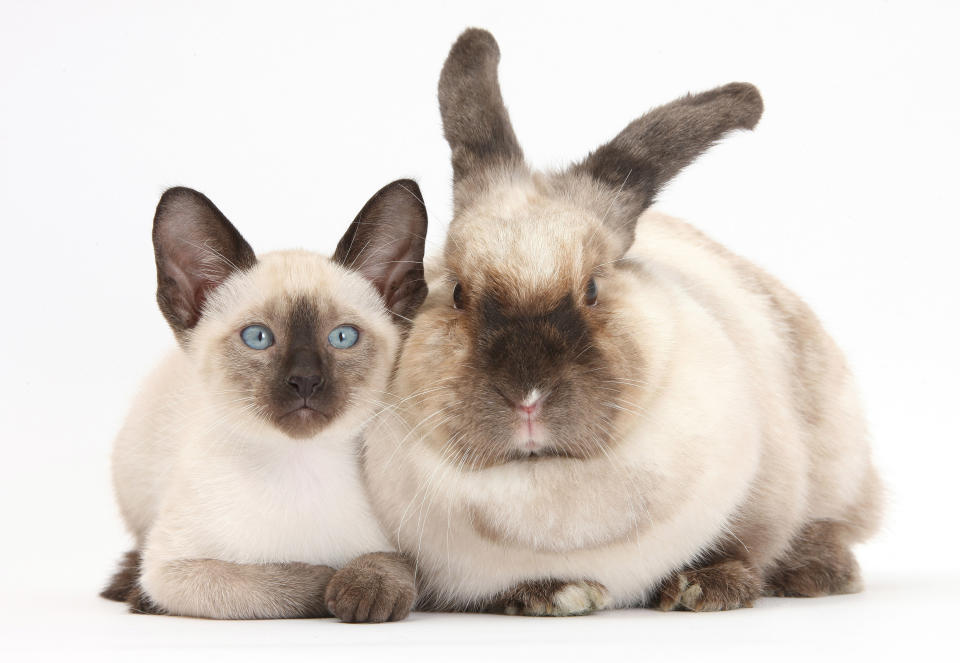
left=451, top=27, right=500, bottom=60
left=722, top=82, right=764, bottom=129
left=158, top=186, right=202, bottom=205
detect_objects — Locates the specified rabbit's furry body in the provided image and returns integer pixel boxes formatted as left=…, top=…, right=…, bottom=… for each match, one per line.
left=361, top=30, right=881, bottom=614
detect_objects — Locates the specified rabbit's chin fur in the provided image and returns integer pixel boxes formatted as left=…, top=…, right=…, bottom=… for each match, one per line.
left=362, top=177, right=881, bottom=611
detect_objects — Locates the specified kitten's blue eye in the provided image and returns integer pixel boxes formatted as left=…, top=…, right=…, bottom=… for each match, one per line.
left=328, top=325, right=359, bottom=349
left=241, top=325, right=274, bottom=350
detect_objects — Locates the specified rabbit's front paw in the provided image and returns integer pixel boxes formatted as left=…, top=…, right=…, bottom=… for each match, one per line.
left=492, top=579, right=611, bottom=616
left=656, top=560, right=762, bottom=612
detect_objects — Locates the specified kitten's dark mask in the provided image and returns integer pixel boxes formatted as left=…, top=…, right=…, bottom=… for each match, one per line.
left=221, top=296, right=378, bottom=439
left=150, top=178, right=429, bottom=440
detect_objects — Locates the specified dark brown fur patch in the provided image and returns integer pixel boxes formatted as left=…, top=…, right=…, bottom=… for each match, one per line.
left=764, top=520, right=863, bottom=597
left=401, top=266, right=646, bottom=471
left=100, top=549, right=167, bottom=615
left=100, top=550, right=141, bottom=603
left=477, top=293, right=592, bottom=404
left=438, top=28, right=524, bottom=188
left=267, top=298, right=347, bottom=438
left=572, top=82, right=763, bottom=249
left=332, top=179, right=429, bottom=323
left=152, top=187, right=257, bottom=344
left=324, top=552, right=416, bottom=623
left=220, top=294, right=381, bottom=440
left=440, top=282, right=633, bottom=468
left=655, top=559, right=763, bottom=612
left=127, top=584, right=168, bottom=615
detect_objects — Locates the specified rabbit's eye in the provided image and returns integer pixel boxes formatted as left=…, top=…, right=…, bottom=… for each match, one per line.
left=453, top=282, right=465, bottom=309
left=585, top=278, right=598, bottom=306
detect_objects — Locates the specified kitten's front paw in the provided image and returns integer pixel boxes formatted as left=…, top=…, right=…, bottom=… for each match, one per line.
left=656, top=560, right=762, bottom=612
left=492, top=579, right=611, bottom=616
left=325, top=554, right=416, bottom=623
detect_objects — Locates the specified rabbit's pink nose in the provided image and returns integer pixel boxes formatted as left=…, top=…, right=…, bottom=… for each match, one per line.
left=516, top=390, right=544, bottom=416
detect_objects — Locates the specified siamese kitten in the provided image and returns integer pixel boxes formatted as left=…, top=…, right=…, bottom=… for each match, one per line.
left=100, top=179, right=428, bottom=622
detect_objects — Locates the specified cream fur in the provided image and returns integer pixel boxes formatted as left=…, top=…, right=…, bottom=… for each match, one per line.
left=112, top=250, right=397, bottom=616
left=362, top=179, right=880, bottom=610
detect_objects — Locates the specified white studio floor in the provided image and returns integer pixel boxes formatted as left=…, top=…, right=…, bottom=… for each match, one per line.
left=2, top=570, right=953, bottom=662
left=4, top=2, right=959, bottom=662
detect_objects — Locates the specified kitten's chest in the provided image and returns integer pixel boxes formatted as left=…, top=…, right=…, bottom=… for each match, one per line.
left=187, top=444, right=389, bottom=566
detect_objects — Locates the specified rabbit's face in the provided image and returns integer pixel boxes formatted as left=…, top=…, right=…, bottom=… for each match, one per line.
left=404, top=28, right=762, bottom=470
left=397, top=177, right=645, bottom=467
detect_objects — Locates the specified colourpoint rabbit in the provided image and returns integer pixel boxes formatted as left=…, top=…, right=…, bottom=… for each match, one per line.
left=361, top=29, right=882, bottom=615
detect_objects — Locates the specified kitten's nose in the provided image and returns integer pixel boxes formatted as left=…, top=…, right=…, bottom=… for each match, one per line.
left=287, top=375, right=324, bottom=398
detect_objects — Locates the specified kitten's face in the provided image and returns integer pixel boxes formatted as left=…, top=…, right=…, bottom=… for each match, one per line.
left=190, top=250, right=398, bottom=441
left=151, top=180, right=427, bottom=441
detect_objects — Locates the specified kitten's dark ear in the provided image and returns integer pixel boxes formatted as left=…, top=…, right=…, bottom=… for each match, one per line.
left=152, top=187, right=256, bottom=341
left=333, top=179, right=428, bottom=324
left=571, top=82, right=763, bottom=252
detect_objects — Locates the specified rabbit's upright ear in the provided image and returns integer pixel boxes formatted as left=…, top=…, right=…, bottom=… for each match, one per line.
left=572, top=82, right=763, bottom=251
left=439, top=28, right=525, bottom=212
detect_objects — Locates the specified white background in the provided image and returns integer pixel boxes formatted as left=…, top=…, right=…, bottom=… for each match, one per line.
left=2, top=1, right=958, bottom=661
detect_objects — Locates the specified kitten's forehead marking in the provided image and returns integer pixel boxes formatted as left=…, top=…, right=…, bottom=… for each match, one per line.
left=249, top=274, right=365, bottom=338
left=260, top=294, right=336, bottom=336
left=286, top=297, right=322, bottom=348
